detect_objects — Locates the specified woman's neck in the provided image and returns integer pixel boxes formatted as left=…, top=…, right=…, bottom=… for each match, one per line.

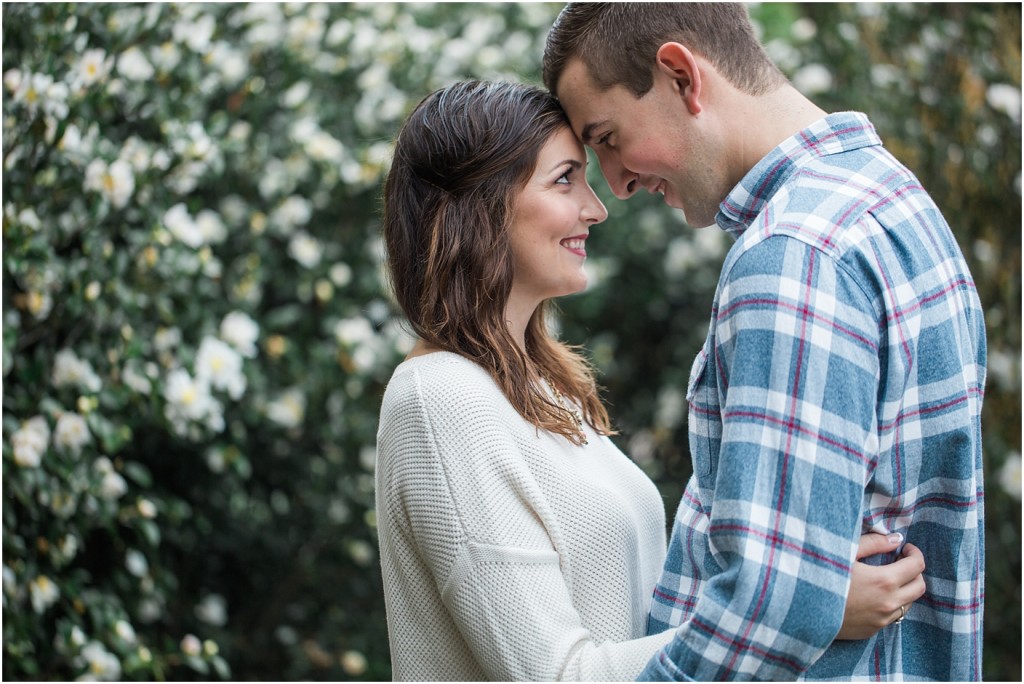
left=405, top=339, right=444, bottom=361
left=405, top=297, right=538, bottom=362
left=503, top=290, right=539, bottom=353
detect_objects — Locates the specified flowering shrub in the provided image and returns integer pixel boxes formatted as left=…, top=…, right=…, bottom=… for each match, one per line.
left=2, top=2, right=1019, bottom=681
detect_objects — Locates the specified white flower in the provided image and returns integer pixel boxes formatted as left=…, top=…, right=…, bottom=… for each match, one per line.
left=999, top=451, right=1022, bottom=500
left=182, top=122, right=215, bottom=161
left=59, top=123, right=81, bottom=151
left=282, top=80, right=312, bottom=109
left=54, top=412, right=91, bottom=455
left=341, top=650, right=368, bottom=676
left=15, top=72, right=69, bottom=118
left=84, top=159, right=135, bottom=209
left=173, top=13, right=216, bottom=53
left=3, top=68, right=21, bottom=92
left=219, top=194, right=248, bottom=225
left=306, top=130, right=346, bottom=163
left=330, top=263, right=353, bottom=287
left=195, top=336, right=246, bottom=400
left=69, top=625, right=87, bottom=648
left=328, top=498, right=350, bottom=524
left=163, top=368, right=223, bottom=434
left=3, top=565, right=16, bottom=597
left=163, top=203, right=204, bottom=249
left=136, top=498, right=157, bottom=519
left=29, top=575, right=59, bottom=613
left=122, top=363, right=152, bottom=395
left=360, top=446, right=377, bottom=472
left=153, top=326, right=182, bottom=353
left=271, top=195, right=312, bottom=233
left=195, top=593, right=228, bottom=626
left=94, top=457, right=128, bottom=500
left=12, top=416, right=50, bottom=468
left=792, top=63, right=833, bottom=95
left=53, top=349, right=102, bottom=392
left=17, top=208, right=41, bottom=231
left=180, top=634, right=202, bottom=657
left=334, top=316, right=375, bottom=347
left=266, top=387, right=306, bottom=429
left=150, top=41, right=181, bottom=72
left=56, top=535, right=80, bottom=565
left=986, top=347, right=1019, bottom=391
left=288, top=231, right=322, bottom=268
left=116, top=46, right=154, bottom=81
left=220, top=312, right=259, bottom=358
left=125, top=549, right=149, bottom=578
left=208, top=42, right=247, bottom=85
left=348, top=540, right=374, bottom=566
left=287, top=13, right=326, bottom=48
left=870, top=64, right=901, bottom=90
left=791, top=17, right=817, bottom=41
left=243, top=4, right=286, bottom=47
left=114, top=620, right=136, bottom=643
left=76, top=49, right=112, bottom=87
left=655, top=386, right=686, bottom=429
left=138, top=597, right=162, bottom=623
left=78, top=640, right=121, bottom=681
left=987, top=83, right=1022, bottom=122
left=290, top=117, right=319, bottom=144
left=195, top=209, right=227, bottom=245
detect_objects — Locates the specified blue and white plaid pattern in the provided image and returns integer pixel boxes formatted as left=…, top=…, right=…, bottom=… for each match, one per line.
left=641, top=113, right=986, bottom=681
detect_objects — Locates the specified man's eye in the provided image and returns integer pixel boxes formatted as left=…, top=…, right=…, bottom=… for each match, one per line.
left=596, top=133, right=612, bottom=146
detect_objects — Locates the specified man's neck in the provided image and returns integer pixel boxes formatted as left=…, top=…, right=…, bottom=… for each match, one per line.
left=726, top=84, right=829, bottom=181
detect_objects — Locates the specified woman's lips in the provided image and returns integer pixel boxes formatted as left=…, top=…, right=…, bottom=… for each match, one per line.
left=560, top=235, right=587, bottom=257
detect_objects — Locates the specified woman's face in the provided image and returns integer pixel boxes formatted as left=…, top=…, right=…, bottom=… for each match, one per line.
left=506, top=126, right=608, bottom=313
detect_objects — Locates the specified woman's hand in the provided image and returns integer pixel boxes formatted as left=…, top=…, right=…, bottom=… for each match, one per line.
left=837, top=533, right=926, bottom=640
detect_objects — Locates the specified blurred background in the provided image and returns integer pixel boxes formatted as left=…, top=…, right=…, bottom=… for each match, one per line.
left=2, top=3, right=1019, bottom=681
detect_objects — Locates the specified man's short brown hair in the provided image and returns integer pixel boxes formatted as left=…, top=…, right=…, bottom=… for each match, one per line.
left=543, top=2, right=787, bottom=98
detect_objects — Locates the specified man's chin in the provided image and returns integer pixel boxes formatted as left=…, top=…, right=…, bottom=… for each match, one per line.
left=662, top=193, right=685, bottom=212
left=664, top=195, right=716, bottom=228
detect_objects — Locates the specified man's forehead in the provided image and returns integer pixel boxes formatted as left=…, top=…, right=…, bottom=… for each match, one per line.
left=555, top=59, right=608, bottom=143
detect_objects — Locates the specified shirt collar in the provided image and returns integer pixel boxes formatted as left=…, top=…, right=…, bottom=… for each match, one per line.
left=715, top=112, right=882, bottom=238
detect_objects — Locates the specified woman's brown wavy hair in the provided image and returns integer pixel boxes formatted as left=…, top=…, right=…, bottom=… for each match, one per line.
left=382, top=80, right=614, bottom=445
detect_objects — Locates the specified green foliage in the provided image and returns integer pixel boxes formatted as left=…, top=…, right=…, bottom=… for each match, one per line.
left=2, top=2, right=1019, bottom=681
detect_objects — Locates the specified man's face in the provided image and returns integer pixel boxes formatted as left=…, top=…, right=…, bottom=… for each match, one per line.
left=555, top=57, right=726, bottom=228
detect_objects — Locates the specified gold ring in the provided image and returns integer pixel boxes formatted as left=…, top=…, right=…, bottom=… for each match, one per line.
left=894, top=604, right=906, bottom=624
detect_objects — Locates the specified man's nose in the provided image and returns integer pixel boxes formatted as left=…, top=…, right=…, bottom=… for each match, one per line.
left=599, top=157, right=639, bottom=200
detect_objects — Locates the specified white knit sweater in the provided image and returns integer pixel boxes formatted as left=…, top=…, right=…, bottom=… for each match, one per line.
left=375, top=352, right=673, bottom=681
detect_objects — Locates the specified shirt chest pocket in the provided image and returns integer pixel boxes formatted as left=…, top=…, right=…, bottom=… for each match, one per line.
left=686, top=343, right=722, bottom=497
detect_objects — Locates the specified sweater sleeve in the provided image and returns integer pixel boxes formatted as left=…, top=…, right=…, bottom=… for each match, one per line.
left=378, top=361, right=673, bottom=681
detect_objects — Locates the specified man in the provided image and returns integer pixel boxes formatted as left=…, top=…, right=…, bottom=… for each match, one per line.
left=544, top=3, right=986, bottom=681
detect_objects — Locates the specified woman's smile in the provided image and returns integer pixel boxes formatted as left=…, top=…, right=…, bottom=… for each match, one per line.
left=561, top=234, right=588, bottom=257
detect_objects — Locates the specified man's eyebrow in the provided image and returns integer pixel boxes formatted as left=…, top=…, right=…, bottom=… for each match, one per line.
left=579, top=121, right=606, bottom=145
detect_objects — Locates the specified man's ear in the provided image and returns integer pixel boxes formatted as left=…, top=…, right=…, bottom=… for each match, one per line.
left=655, top=42, right=703, bottom=115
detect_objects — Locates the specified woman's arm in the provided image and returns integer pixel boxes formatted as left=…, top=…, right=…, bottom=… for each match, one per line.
left=838, top=533, right=927, bottom=639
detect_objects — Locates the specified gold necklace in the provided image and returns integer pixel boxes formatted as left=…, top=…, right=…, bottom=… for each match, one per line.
left=546, top=378, right=588, bottom=446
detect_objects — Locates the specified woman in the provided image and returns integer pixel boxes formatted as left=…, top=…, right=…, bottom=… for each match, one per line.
left=375, top=81, right=924, bottom=681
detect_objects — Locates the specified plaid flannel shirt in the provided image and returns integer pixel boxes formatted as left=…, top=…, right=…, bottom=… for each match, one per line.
left=641, top=113, right=986, bottom=681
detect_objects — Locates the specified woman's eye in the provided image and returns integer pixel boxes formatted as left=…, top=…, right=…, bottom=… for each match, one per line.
left=556, top=169, right=572, bottom=185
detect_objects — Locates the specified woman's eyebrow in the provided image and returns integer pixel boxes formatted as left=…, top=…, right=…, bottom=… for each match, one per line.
left=548, top=158, right=585, bottom=173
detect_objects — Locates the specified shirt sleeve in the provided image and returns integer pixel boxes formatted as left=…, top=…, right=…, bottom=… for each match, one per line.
left=641, top=235, right=882, bottom=681
left=388, top=364, right=674, bottom=681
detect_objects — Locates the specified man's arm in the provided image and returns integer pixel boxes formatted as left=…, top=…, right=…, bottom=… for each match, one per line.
left=642, top=235, right=882, bottom=680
